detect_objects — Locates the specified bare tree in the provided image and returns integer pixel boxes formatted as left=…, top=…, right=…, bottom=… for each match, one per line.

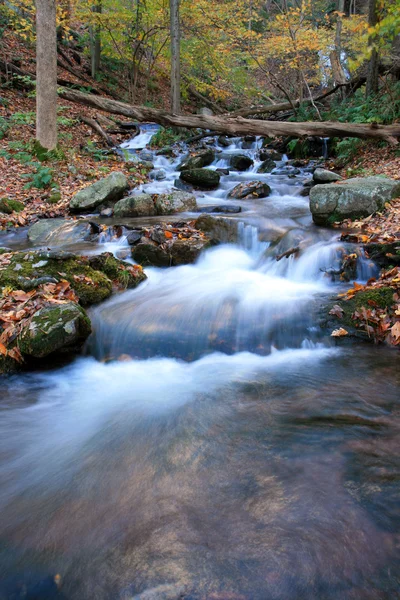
left=90, top=2, right=102, bottom=78
left=36, top=0, right=57, bottom=150
left=169, top=0, right=180, bottom=113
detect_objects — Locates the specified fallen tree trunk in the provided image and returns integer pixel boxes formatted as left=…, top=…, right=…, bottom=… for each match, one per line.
left=58, top=87, right=400, bottom=144
left=80, top=115, right=115, bottom=146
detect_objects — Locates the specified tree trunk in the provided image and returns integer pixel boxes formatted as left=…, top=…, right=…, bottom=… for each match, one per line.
left=36, top=0, right=57, bottom=150
left=169, top=0, right=181, bottom=114
left=366, top=0, right=379, bottom=96
left=90, top=2, right=102, bottom=79
left=58, top=87, right=400, bottom=144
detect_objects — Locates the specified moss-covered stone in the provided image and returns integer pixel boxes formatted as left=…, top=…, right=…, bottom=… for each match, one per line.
left=18, top=302, right=91, bottom=358
left=47, top=191, right=62, bottom=204
left=88, top=253, right=147, bottom=289
left=0, top=198, right=24, bottom=214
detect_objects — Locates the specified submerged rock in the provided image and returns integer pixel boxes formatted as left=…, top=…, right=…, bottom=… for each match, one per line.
left=180, top=168, right=220, bottom=190
left=18, top=302, right=91, bottom=358
left=230, top=154, right=254, bottom=171
left=310, top=176, right=400, bottom=226
left=228, top=181, right=271, bottom=200
left=197, top=204, right=241, bottom=214
left=177, top=149, right=215, bottom=171
left=27, top=218, right=95, bottom=245
left=313, top=168, right=343, bottom=184
left=69, top=171, right=128, bottom=213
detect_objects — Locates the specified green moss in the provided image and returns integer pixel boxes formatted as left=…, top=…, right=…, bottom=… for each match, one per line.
left=0, top=198, right=24, bottom=214
left=354, top=287, right=394, bottom=309
left=88, top=252, right=146, bottom=289
left=47, top=191, right=61, bottom=204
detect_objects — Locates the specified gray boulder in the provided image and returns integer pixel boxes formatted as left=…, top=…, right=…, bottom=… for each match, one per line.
left=195, top=214, right=238, bottom=244
left=310, top=176, right=400, bottom=226
left=257, top=159, right=276, bottom=174
left=28, top=219, right=94, bottom=245
left=180, top=168, right=220, bottom=189
left=177, top=149, right=215, bottom=171
left=154, top=191, right=197, bottom=214
left=228, top=181, right=271, bottom=200
left=313, top=168, right=343, bottom=184
left=114, top=194, right=156, bottom=218
left=18, top=302, right=91, bottom=358
left=132, top=237, right=209, bottom=267
left=230, top=154, right=254, bottom=171
left=70, top=172, right=128, bottom=213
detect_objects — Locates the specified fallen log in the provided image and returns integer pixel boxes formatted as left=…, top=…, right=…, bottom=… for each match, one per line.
left=80, top=115, right=115, bottom=147
left=276, top=246, right=300, bottom=261
left=58, top=87, right=400, bottom=144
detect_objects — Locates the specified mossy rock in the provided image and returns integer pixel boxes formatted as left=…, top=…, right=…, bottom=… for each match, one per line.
left=18, top=302, right=91, bottom=358
left=47, top=191, right=62, bottom=204
left=88, top=253, right=147, bottom=289
left=0, top=198, right=24, bottom=214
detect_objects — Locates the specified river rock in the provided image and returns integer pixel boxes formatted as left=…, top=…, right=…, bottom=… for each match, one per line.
left=70, top=172, right=129, bottom=213
left=230, top=154, right=254, bottom=171
left=138, top=150, right=154, bottom=162
left=228, top=181, right=271, bottom=200
left=149, top=169, right=166, bottom=181
left=0, top=250, right=146, bottom=306
left=114, top=194, right=156, bottom=218
left=218, top=135, right=231, bottom=147
left=216, top=168, right=230, bottom=175
left=0, top=198, right=24, bottom=214
left=313, top=168, right=343, bottom=183
left=195, top=214, right=238, bottom=243
left=154, top=191, right=197, bottom=214
left=177, top=149, right=215, bottom=171
left=257, top=159, right=275, bottom=174
left=259, top=149, right=282, bottom=161
left=27, top=218, right=95, bottom=245
left=180, top=168, right=220, bottom=190
left=271, top=166, right=301, bottom=175
left=132, top=236, right=209, bottom=267
left=174, top=178, right=194, bottom=192
left=18, top=302, right=91, bottom=358
left=310, top=176, right=400, bottom=226
left=197, top=205, right=242, bottom=214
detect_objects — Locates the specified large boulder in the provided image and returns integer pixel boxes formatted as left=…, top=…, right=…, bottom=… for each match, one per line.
left=70, top=172, right=128, bottom=213
left=313, top=168, right=343, bottom=184
left=0, top=250, right=146, bottom=306
left=177, top=149, right=215, bottom=171
left=114, top=194, right=156, bottom=218
left=154, top=191, right=197, bottom=214
left=28, top=218, right=95, bottom=245
left=230, top=154, right=253, bottom=171
left=228, top=181, right=271, bottom=200
left=257, top=159, right=276, bottom=174
left=194, top=214, right=238, bottom=244
left=180, top=168, right=220, bottom=190
left=310, top=176, right=400, bottom=226
left=18, top=303, right=91, bottom=358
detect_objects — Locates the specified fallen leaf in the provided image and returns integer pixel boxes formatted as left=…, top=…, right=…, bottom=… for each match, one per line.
left=331, top=328, right=349, bottom=337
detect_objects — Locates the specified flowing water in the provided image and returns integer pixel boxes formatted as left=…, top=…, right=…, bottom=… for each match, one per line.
left=0, top=131, right=399, bottom=600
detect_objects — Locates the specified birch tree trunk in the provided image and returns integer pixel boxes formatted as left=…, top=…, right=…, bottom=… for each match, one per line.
left=36, top=0, right=57, bottom=150
left=169, top=0, right=181, bottom=114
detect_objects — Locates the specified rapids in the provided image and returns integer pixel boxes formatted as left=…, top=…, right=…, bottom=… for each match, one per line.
left=0, top=129, right=399, bottom=600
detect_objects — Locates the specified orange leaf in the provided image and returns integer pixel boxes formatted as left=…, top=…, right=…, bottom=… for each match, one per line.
left=0, top=342, right=7, bottom=356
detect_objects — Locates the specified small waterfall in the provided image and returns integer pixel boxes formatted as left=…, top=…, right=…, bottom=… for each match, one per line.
left=238, top=222, right=269, bottom=257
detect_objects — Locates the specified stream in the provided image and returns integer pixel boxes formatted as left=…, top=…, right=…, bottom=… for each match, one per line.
left=0, top=130, right=400, bottom=599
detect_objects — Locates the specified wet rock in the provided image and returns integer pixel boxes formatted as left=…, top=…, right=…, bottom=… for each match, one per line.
left=28, top=218, right=95, bottom=245
left=149, top=169, right=166, bottom=181
left=228, top=181, right=271, bottom=200
left=197, top=204, right=242, bottom=214
left=257, top=159, right=275, bottom=174
left=126, top=230, right=143, bottom=245
left=259, top=149, right=282, bottom=161
left=132, top=240, right=172, bottom=267
left=18, top=302, right=91, bottom=358
left=114, top=194, right=156, bottom=218
left=195, top=214, right=238, bottom=243
left=180, top=168, right=220, bottom=190
left=218, top=135, right=231, bottom=147
left=70, top=171, right=128, bottom=213
left=216, top=168, right=230, bottom=175
left=271, top=166, right=301, bottom=175
left=155, top=146, right=176, bottom=157
left=313, top=168, right=343, bottom=184
left=310, top=176, right=400, bottom=226
left=230, top=154, right=254, bottom=171
left=154, top=191, right=197, bottom=214
left=0, top=198, right=24, bottom=214
left=125, top=153, right=154, bottom=169
left=177, top=148, right=215, bottom=171
left=173, top=178, right=193, bottom=192
left=138, top=150, right=153, bottom=162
